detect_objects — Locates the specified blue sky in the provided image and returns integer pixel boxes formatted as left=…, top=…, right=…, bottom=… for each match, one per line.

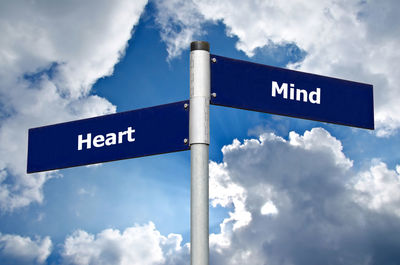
left=1, top=1, right=400, bottom=264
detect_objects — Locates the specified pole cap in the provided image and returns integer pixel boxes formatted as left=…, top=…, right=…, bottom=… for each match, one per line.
left=190, top=41, right=210, bottom=52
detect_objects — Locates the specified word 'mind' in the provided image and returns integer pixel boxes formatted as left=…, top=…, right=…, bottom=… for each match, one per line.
left=78, top=126, right=135, bottom=150
left=272, top=81, right=321, bottom=104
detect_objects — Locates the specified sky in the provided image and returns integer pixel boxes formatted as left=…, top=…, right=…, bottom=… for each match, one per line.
left=0, top=0, right=400, bottom=264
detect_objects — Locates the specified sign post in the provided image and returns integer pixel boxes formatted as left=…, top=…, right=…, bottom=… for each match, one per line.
left=190, top=41, right=210, bottom=265
left=27, top=40, right=374, bottom=265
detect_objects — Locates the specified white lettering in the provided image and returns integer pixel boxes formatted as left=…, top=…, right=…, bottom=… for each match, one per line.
left=272, top=81, right=288, bottom=99
left=127, top=127, right=136, bottom=142
left=290, top=83, right=295, bottom=100
left=93, top=135, right=105, bottom=148
left=296, top=89, right=308, bottom=102
left=78, top=133, right=91, bottom=150
left=77, top=127, right=136, bottom=151
left=105, top=133, right=116, bottom=146
left=309, top=88, right=321, bottom=104
left=118, top=130, right=128, bottom=144
left=271, top=81, right=321, bottom=105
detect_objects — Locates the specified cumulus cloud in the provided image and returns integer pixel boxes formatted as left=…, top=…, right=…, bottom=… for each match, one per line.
left=260, top=200, right=278, bottom=216
left=354, top=161, right=400, bottom=216
left=0, top=0, right=147, bottom=211
left=0, top=233, right=52, bottom=265
left=155, top=0, right=400, bottom=136
left=62, top=222, right=189, bottom=265
left=209, top=161, right=251, bottom=251
left=154, top=0, right=205, bottom=60
left=0, top=128, right=394, bottom=265
left=206, top=128, right=400, bottom=265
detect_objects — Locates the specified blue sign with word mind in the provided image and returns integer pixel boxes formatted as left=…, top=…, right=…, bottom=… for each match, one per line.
left=210, top=55, right=374, bottom=129
left=27, top=101, right=190, bottom=173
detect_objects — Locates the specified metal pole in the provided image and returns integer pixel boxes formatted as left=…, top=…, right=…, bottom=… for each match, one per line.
left=189, top=41, right=210, bottom=265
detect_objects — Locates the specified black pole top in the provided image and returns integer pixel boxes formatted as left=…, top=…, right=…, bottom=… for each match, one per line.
left=191, top=41, right=210, bottom=52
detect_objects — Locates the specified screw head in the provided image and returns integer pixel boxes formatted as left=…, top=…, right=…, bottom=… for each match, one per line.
left=184, top=138, right=188, bottom=144
left=184, top=103, right=189, bottom=109
left=211, top=58, right=217, bottom=63
left=211, top=92, right=217, bottom=98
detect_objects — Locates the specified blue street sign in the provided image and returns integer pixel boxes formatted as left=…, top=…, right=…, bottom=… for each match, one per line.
left=210, top=55, right=374, bottom=129
left=27, top=101, right=190, bottom=173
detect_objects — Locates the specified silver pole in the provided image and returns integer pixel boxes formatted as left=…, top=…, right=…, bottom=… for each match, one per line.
left=189, top=41, right=210, bottom=265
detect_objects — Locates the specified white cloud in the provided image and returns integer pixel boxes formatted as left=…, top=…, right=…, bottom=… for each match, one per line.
left=207, top=128, right=400, bottom=265
left=209, top=161, right=251, bottom=251
left=260, top=200, right=278, bottom=216
left=0, top=0, right=148, bottom=211
left=62, top=222, right=189, bottom=265
left=154, top=0, right=206, bottom=60
left=155, top=0, right=400, bottom=136
left=288, top=128, right=353, bottom=169
left=0, top=127, right=393, bottom=265
left=209, top=160, right=251, bottom=229
left=354, top=161, right=400, bottom=216
left=0, top=233, right=52, bottom=265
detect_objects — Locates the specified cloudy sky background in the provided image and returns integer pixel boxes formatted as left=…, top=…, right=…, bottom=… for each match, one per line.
left=0, top=0, right=400, bottom=264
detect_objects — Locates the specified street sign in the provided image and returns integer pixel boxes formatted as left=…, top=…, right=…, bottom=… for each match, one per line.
left=27, top=101, right=190, bottom=173
left=210, top=54, right=374, bottom=129
left=26, top=41, right=375, bottom=265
